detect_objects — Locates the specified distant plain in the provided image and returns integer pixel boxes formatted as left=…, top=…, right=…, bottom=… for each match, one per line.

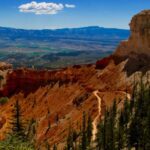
left=0, top=26, right=129, bottom=69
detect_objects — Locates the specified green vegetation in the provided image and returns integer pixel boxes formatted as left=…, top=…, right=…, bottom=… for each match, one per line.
left=64, top=79, right=150, bottom=150
left=0, top=75, right=4, bottom=80
left=0, top=97, right=9, bottom=105
left=0, top=78, right=149, bottom=150
left=0, top=50, right=112, bottom=69
left=0, top=134, right=34, bottom=150
left=96, top=80, right=150, bottom=150
left=0, top=100, right=34, bottom=150
left=64, top=112, right=93, bottom=150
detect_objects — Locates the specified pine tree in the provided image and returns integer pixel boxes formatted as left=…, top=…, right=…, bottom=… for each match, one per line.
left=86, top=114, right=92, bottom=147
left=123, top=98, right=130, bottom=147
left=81, top=111, right=87, bottom=150
left=64, top=79, right=150, bottom=150
left=45, top=140, right=50, bottom=150
left=0, top=75, right=4, bottom=88
left=72, top=130, right=78, bottom=149
left=109, top=100, right=117, bottom=150
left=11, top=99, right=26, bottom=139
left=66, top=127, right=74, bottom=150
left=116, top=111, right=125, bottom=150
left=53, top=144, right=57, bottom=150
left=96, top=121, right=105, bottom=150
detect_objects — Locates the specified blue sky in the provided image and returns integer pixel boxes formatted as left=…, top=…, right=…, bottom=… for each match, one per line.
left=0, top=0, right=149, bottom=29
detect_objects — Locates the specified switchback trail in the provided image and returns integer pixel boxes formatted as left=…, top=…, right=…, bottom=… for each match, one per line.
left=92, top=90, right=102, bottom=142
left=92, top=90, right=131, bottom=142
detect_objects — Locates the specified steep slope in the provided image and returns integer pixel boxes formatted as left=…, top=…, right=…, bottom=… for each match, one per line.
left=96, top=10, right=150, bottom=75
left=0, top=10, right=149, bottom=149
left=115, top=10, right=150, bottom=56
left=0, top=64, right=133, bottom=149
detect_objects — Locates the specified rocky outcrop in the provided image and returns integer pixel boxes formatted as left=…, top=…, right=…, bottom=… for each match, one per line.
left=0, top=117, right=6, bottom=129
left=96, top=56, right=113, bottom=69
left=0, top=62, right=12, bottom=90
left=114, top=10, right=150, bottom=56
left=0, top=62, right=12, bottom=71
left=0, top=64, right=96, bottom=98
left=96, top=10, right=150, bottom=75
left=0, top=68, right=80, bottom=97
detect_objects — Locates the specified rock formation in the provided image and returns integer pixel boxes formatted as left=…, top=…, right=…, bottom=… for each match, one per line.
left=0, top=62, right=12, bottom=71
left=97, top=10, right=150, bottom=75
left=0, top=10, right=149, bottom=148
left=114, top=10, right=150, bottom=56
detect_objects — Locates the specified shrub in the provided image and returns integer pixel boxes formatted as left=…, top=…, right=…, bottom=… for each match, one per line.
left=0, top=134, right=34, bottom=150
left=0, top=97, right=9, bottom=105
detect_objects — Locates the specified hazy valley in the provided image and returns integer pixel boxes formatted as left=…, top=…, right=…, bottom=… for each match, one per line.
left=0, top=26, right=129, bottom=69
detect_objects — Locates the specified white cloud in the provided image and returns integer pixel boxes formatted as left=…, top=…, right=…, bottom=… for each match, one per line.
left=65, top=4, right=76, bottom=8
left=19, top=1, right=75, bottom=15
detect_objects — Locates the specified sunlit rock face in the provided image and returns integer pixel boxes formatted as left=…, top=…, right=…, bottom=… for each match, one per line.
left=0, top=62, right=12, bottom=71
left=96, top=10, right=150, bottom=75
left=0, top=117, right=6, bottom=129
left=115, top=10, right=150, bottom=56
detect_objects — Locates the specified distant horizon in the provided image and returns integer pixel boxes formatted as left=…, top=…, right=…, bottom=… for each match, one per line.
left=0, top=0, right=149, bottom=30
left=0, top=25, right=130, bottom=30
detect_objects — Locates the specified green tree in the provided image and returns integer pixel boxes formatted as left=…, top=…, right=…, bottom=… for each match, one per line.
left=81, top=111, right=87, bottom=150
left=0, top=75, right=4, bottom=88
left=66, top=127, right=74, bottom=150
left=11, top=100, right=26, bottom=139
left=86, top=114, right=92, bottom=147
left=53, top=144, right=57, bottom=150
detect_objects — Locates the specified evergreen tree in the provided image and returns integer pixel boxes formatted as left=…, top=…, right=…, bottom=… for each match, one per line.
left=72, top=130, right=78, bottom=149
left=116, top=111, right=124, bottom=150
left=96, top=121, right=105, bottom=150
left=45, top=140, right=50, bottom=150
left=109, top=100, right=117, bottom=150
left=11, top=99, right=26, bottom=139
left=53, top=144, right=57, bottom=150
left=86, top=114, right=92, bottom=147
left=65, top=80, right=150, bottom=150
left=81, top=111, right=87, bottom=150
left=66, top=127, right=74, bottom=150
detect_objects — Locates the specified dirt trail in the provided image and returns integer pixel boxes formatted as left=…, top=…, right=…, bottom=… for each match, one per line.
left=92, top=90, right=131, bottom=142
left=92, top=90, right=102, bottom=141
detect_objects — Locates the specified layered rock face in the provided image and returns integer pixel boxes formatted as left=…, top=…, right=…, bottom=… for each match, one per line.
left=0, top=62, right=12, bottom=70
left=97, top=10, right=150, bottom=75
left=115, top=10, right=150, bottom=56
left=0, top=10, right=149, bottom=148
left=0, top=67, right=80, bottom=97
left=0, top=62, right=12, bottom=90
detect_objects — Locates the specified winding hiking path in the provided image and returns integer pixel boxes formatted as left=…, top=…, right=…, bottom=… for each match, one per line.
left=92, top=90, right=102, bottom=141
left=92, top=90, right=131, bottom=142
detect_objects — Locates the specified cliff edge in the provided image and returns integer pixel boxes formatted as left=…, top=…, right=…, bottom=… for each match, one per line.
left=114, top=10, right=150, bottom=56
left=97, top=10, right=150, bottom=75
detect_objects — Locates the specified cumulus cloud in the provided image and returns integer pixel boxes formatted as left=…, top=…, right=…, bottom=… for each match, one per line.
left=65, top=4, right=76, bottom=8
left=19, top=1, right=75, bottom=15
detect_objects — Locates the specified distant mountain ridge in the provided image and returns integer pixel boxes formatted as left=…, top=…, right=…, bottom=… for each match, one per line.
left=0, top=26, right=129, bottom=40
left=0, top=26, right=130, bottom=69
